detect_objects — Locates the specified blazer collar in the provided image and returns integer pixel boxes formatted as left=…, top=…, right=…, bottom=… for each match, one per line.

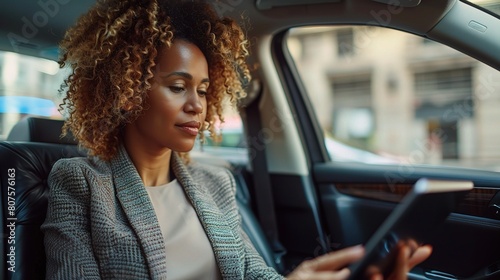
left=110, top=145, right=167, bottom=279
left=171, top=153, right=243, bottom=279
left=110, top=146, right=242, bottom=279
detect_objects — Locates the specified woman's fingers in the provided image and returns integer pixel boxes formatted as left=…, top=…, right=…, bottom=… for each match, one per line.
left=370, top=273, right=383, bottom=280
left=389, top=244, right=410, bottom=280
left=287, top=245, right=365, bottom=280
left=397, top=239, right=433, bottom=269
left=289, top=267, right=351, bottom=280
left=408, top=245, right=433, bottom=268
left=302, top=245, right=365, bottom=271
left=385, top=241, right=432, bottom=280
left=287, top=241, right=432, bottom=280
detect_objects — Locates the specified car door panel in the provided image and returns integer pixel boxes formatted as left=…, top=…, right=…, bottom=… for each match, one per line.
left=313, top=162, right=500, bottom=279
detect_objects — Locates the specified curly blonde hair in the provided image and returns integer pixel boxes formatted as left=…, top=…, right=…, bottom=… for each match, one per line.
left=59, top=0, right=250, bottom=161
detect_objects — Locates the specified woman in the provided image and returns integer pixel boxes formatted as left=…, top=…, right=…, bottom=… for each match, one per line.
left=42, top=0, right=431, bottom=279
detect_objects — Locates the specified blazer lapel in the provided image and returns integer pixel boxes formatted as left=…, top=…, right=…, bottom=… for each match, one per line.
left=110, top=145, right=167, bottom=279
left=171, top=153, right=243, bottom=279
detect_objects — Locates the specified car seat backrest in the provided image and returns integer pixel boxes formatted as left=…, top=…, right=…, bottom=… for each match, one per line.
left=0, top=141, right=85, bottom=280
left=7, top=117, right=77, bottom=144
left=0, top=117, right=278, bottom=280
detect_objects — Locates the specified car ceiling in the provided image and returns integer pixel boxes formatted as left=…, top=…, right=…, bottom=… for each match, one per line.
left=0, top=0, right=95, bottom=60
left=0, top=0, right=457, bottom=60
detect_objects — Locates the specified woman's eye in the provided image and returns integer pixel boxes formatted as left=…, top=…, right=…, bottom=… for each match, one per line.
left=198, top=90, right=208, bottom=96
left=169, top=86, right=185, bottom=93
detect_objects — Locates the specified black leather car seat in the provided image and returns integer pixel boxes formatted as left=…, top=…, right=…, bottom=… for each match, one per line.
left=6, top=117, right=77, bottom=145
left=0, top=117, right=277, bottom=280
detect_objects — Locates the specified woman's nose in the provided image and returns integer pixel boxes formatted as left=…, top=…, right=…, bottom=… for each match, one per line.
left=184, top=91, right=203, bottom=115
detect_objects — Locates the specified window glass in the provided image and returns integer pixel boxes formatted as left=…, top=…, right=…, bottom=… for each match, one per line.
left=466, top=0, right=500, bottom=17
left=287, top=26, right=500, bottom=171
left=192, top=105, right=248, bottom=165
left=0, top=50, right=65, bottom=140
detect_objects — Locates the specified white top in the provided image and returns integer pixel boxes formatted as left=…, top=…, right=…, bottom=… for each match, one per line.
left=145, top=179, right=221, bottom=280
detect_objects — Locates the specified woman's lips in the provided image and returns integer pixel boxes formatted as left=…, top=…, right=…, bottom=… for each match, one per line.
left=176, top=121, right=201, bottom=136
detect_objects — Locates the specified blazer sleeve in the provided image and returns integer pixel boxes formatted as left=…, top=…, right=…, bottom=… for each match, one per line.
left=223, top=168, right=285, bottom=280
left=41, top=159, right=101, bottom=280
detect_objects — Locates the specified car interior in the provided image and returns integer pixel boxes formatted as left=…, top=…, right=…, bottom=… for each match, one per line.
left=1, top=0, right=500, bottom=279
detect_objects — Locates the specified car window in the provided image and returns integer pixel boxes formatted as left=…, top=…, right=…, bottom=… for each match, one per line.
left=192, top=105, right=248, bottom=165
left=286, top=26, right=500, bottom=171
left=466, top=0, right=500, bottom=17
left=0, top=50, right=65, bottom=140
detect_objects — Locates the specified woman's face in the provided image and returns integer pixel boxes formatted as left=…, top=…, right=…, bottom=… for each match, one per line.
left=125, top=39, right=209, bottom=153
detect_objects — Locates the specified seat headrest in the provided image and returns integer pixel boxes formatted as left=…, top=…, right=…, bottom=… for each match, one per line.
left=7, top=117, right=78, bottom=145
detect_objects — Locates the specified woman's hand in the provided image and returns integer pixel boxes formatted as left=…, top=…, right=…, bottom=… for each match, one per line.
left=369, top=240, right=433, bottom=280
left=286, top=245, right=365, bottom=280
left=286, top=242, right=432, bottom=280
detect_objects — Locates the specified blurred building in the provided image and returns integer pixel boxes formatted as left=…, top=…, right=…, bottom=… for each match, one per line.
left=288, top=25, right=500, bottom=169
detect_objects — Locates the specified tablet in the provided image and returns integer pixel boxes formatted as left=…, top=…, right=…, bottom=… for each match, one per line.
left=347, top=178, right=473, bottom=280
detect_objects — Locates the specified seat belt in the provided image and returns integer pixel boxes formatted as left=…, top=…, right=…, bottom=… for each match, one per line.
left=242, top=86, right=286, bottom=273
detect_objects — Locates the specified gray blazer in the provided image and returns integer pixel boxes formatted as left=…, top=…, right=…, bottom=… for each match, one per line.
left=41, top=146, right=283, bottom=280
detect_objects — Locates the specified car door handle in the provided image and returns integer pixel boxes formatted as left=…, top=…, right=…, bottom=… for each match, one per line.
left=423, top=270, right=457, bottom=279
left=490, top=204, right=500, bottom=214
left=488, top=191, right=500, bottom=219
